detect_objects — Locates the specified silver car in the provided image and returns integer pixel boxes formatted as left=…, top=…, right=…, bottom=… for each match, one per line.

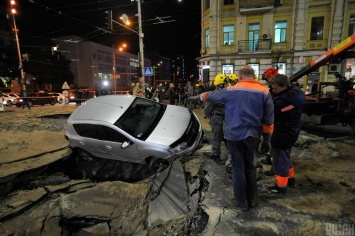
left=65, top=95, right=203, bottom=170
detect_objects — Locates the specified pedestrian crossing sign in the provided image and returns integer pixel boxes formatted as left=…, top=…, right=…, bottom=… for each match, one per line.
left=144, top=67, right=153, bottom=76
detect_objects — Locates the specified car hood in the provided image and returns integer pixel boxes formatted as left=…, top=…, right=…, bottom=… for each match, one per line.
left=145, top=105, right=191, bottom=146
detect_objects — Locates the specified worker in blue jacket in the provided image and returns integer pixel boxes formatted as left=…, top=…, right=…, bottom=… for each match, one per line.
left=266, top=74, right=306, bottom=194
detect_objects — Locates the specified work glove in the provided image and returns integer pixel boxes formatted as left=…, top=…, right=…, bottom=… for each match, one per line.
left=260, top=132, right=272, bottom=154
left=188, top=95, right=201, bottom=102
left=260, top=141, right=271, bottom=154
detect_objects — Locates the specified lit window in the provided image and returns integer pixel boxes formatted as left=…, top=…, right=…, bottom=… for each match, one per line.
left=310, top=17, right=324, bottom=40
left=275, top=21, right=287, bottom=43
left=205, top=28, right=210, bottom=48
left=349, top=15, right=355, bottom=36
left=223, top=25, right=234, bottom=45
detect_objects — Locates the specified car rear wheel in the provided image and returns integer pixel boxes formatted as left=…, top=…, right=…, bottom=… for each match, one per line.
left=76, top=148, right=95, bottom=162
left=50, top=100, right=56, bottom=105
left=28, top=102, right=33, bottom=107
left=6, top=101, right=12, bottom=107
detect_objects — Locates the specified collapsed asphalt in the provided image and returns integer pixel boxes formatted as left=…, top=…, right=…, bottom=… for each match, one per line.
left=0, top=104, right=354, bottom=235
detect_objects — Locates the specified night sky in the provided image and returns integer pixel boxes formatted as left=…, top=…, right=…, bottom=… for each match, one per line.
left=5, top=0, right=201, bottom=75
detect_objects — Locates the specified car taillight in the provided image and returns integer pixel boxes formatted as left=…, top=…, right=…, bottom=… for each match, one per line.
left=64, top=134, right=69, bottom=141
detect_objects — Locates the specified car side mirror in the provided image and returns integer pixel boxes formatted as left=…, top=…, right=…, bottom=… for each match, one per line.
left=121, top=141, right=131, bottom=149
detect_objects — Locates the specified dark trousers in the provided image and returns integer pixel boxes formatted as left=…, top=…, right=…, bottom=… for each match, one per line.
left=228, top=137, right=259, bottom=206
left=22, top=98, right=30, bottom=109
left=271, top=147, right=293, bottom=177
left=210, top=115, right=224, bottom=156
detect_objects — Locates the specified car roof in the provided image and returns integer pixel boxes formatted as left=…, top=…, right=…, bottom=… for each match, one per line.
left=69, top=95, right=136, bottom=124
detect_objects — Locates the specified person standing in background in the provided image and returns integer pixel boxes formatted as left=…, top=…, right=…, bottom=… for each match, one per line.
left=20, top=88, right=31, bottom=109
left=168, top=83, right=176, bottom=105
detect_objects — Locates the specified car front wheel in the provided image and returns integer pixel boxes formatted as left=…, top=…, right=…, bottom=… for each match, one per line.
left=147, top=157, right=170, bottom=172
left=6, top=101, right=12, bottom=107
left=50, top=100, right=56, bottom=105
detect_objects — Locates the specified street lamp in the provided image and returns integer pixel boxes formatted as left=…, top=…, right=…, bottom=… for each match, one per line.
left=116, top=0, right=145, bottom=97
left=9, top=0, right=25, bottom=88
left=153, top=61, right=163, bottom=87
left=112, top=43, right=126, bottom=94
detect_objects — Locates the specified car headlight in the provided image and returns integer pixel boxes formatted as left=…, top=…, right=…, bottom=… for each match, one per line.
left=70, top=96, right=75, bottom=99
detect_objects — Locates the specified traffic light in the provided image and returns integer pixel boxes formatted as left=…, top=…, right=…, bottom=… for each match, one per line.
left=105, top=10, right=112, bottom=30
left=137, top=67, right=142, bottom=76
left=22, top=53, right=29, bottom=61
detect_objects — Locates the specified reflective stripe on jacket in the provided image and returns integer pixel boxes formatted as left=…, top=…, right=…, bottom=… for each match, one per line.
left=271, top=84, right=306, bottom=149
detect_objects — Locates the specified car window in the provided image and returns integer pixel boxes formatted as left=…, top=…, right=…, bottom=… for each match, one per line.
left=115, top=98, right=165, bottom=140
left=73, top=124, right=99, bottom=139
left=98, top=125, right=126, bottom=143
left=73, top=123, right=127, bottom=143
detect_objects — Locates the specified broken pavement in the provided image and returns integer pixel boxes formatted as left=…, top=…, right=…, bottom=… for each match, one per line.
left=0, top=106, right=354, bottom=235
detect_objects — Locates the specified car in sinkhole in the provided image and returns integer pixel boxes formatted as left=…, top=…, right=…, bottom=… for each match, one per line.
left=65, top=95, right=204, bottom=171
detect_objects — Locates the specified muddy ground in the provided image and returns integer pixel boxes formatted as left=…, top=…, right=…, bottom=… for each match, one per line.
left=0, top=104, right=354, bottom=235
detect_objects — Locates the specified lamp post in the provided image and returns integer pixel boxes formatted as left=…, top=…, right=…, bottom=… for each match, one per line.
left=153, top=61, right=162, bottom=87
left=112, top=43, right=126, bottom=94
left=10, top=0, right=25, bottom=88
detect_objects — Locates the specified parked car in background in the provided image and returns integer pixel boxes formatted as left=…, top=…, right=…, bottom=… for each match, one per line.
left=65, top=95, right=204, bottom=171
left=8, top=93, right=21, bottom=99
left=15, top=92, right=57, bottom=107
left=2, top=93, right=18, bottom=107
left=48, top=92, right=65, bottom=104
left=65, top=89, right=95, bottom=104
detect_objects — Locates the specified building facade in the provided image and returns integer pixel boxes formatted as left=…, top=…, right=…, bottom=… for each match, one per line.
left=53, top=36, right=151, bottom=91
left=199, top=0, right=355, bottom=88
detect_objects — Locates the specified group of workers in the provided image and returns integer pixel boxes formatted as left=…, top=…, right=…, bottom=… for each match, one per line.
left=189, top=65, right=306, bottom=211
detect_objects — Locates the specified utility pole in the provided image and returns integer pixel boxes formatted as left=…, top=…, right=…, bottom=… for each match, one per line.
left=112, top=48, right=116, bottom=94
left=10, top=0, right=25, bottom=88
left=137, top=0, right=145, bottom=97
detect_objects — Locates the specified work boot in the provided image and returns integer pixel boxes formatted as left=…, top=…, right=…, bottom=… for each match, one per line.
left=260, top=154, right=272, bottom=165
left=203, top=152, right=225, bottom=165
left=248, top=199, right=259, bottom=208
left=267, top=185, right=287, bottom=194
left=264, top=169, right=274, bottom=176
left=225, top=160, right=232, bottom=173
left=230, top=198, right=249, bottom=211
left=288, top=178, right=296, bottom=188
left=211, top=155, right=225, bottom=165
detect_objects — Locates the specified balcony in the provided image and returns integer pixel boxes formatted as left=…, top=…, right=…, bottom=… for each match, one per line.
left=238, top=39, right=272, bottom=53
left=239, top=0, right=280, bottom=13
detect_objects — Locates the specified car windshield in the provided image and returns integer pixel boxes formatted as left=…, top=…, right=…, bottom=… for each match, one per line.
left=114, top=97, right=165, bottom=140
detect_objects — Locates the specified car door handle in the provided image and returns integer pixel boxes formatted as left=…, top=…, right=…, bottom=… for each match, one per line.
left=106, top=145, right=112, bottom=150
left=79, top=141, right=85, bottom=146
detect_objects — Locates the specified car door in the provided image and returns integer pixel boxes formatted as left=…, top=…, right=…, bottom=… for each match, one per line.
left=94, top=124, right=142, bottom=163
